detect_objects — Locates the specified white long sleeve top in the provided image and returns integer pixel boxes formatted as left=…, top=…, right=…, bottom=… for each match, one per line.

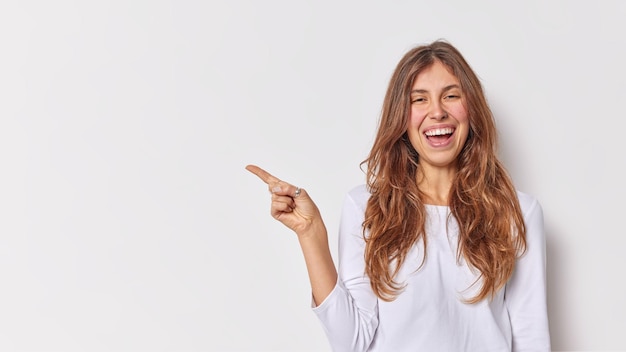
left=312, top=185, right=550, bottom=352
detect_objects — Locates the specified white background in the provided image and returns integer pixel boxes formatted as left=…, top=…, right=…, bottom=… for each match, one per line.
left=0, top=1, right=624, bottom=351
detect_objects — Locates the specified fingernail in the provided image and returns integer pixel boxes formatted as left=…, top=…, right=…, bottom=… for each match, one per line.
left=271, top=186, right=281, bottom=193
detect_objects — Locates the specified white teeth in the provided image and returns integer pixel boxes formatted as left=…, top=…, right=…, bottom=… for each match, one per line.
left=425, top=127, right=454, bottom=136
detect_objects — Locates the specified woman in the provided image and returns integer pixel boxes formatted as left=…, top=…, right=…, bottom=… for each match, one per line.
left=246, top=40, right=550, bottom=351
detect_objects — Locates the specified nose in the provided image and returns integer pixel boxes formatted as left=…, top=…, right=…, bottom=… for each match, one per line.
left=429, top=101, right=447, bottom=120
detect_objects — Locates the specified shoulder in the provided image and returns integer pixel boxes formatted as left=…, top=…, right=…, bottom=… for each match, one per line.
left=344, top=184, right=370, bottom=214
left=338, top=185, right=370, bottom=235
left=516, top=190, right=541, bottom=212
left=516, top=190, right=544, bottom=226
left=345, top=184, right=371, bottom=211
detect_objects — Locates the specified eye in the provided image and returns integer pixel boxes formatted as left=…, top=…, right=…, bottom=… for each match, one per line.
left=411, top=97, right=426, bottom=103
left=444, top=94, right=460, bottom=100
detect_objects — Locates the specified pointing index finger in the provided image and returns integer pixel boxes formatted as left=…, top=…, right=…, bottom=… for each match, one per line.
left=245, top=164, right=279, bottom=185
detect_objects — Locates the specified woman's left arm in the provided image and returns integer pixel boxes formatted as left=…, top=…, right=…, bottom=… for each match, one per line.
left=504, top=195, right=551, bottom=352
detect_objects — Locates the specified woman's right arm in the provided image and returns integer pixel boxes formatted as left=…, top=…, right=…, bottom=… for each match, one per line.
left=245, top=164, right=337, bottom=305
left=246, top=166, right=379, bottom=351
left=312, top=188, right=379, bottom=351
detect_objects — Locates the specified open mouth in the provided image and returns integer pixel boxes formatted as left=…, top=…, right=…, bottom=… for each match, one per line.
left=424, top=127, right=455, bottom=144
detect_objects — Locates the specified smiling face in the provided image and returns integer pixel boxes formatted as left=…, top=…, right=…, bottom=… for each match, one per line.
left=407, top=60, right=470, bottom=173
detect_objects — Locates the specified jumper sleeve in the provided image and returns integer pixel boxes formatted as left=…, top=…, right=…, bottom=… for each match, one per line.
left=312, top=189, right=379, bottom=352
left=504, top=194, right=551, bottom=352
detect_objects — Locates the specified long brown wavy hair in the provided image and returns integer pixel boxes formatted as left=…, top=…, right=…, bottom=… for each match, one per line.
left=361, top=40, right=527, bottom=303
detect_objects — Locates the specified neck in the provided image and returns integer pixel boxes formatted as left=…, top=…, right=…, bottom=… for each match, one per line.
left=416, top=165, right=456, bottom=206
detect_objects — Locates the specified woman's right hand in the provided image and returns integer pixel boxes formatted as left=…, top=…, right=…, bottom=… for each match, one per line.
left=245, top=164, right=322, bottom=235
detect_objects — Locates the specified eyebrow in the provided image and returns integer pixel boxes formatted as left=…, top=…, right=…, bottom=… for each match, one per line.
left=410, top=84, right=461, bottom=95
